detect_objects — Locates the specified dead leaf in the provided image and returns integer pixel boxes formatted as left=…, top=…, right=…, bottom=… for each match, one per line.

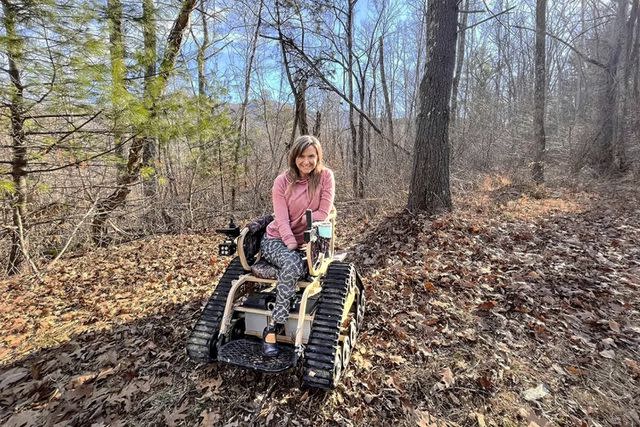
left=624, top=358, right=640, bottom=376
left=440, top=367, right=454, bottom=388
left=423, top=282, right=437, bottom=292
left=476, top=373, right=493, bottom=390
left=0, top=367, right=29, bottom=391
left=199, top=409, right=221, bottom=427
left=424, top=317, right=439, bottom=326
left=523, top=383, right=549, bottom=401
left=389, top=355, right=406, bottom=365
left=69, top=372, right=96, bottom=388
left=599, top=349, right=615, bottom=359
left=3, top=409, right=43, bottom=427
left=351, top=352, right=372, bottom=370
left=609, top=320, right=621, bottom=333
left=415, top=409, right=439, bottom=427
left=164, top=401, right=189, bottom=427
left=477, top=300, right=497, bottom=311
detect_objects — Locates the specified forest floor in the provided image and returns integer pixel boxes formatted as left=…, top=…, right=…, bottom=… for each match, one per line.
left=1, top=176, right=639, bottom=427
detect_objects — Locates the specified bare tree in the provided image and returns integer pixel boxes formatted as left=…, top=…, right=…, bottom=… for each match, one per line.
left=589, top=0, right=630, bottom=174
left=532, top=0, right=547, bottom=183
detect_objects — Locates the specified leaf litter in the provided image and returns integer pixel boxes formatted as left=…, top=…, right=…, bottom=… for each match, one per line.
left=1, top=179, right=639, bottom=426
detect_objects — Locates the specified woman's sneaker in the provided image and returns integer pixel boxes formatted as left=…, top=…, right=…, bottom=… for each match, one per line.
left=262, top=324, right=280, bottom=357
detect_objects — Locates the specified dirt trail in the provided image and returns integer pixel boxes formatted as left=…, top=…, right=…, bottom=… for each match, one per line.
left=1, top=181, right=639, bottom=426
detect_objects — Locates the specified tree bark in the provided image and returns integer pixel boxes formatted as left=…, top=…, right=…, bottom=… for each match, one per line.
left=274, top=0, right=306, bottom=151
left=589, top=0, right=629, bottom=174
left=92, top=0, right=197, bottom=246
left=346, top=0, right=360, bottom=198
left=232, top=0, right=263, bottom=210
left=295, top=77, right=309, bottom=135
left=3, top=0, right=28, bottom=275
left=142, top=0, right=159, bottom=201
left=407, top=0, right=458, bottom=213
left=108, top=0, right=126, bottom=165
left=450, top=0, right=469, bottom=128
left=532, top=0, right=547, bottom=184
left=618, top=0, right=639, bottom=171
left=312, top=110, right=322, bottom=137
left=379, top=36, right=394, bottom=143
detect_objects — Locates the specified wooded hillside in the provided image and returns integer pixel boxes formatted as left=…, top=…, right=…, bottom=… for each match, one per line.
left=1, top=0, right=639, bottom=426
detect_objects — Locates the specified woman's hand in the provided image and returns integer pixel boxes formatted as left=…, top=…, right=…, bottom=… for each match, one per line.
left=286, top=242, right=298, bottom=251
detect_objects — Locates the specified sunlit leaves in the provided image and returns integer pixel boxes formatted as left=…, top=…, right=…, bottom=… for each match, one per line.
left=0, top=179, right=16, bottom=196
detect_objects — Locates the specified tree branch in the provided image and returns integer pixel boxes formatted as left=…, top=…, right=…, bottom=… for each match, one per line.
left=512, top=25, right=608, bottom=69
left=43, top=110, right=103, bottom=154
left=459, top=6, right=516, bottom=33
left=262, top=33, right=410, bottom=155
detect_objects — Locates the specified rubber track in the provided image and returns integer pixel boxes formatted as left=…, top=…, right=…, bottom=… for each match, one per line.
left=187, top=258, right=245, bottom=363
left=302, top=262, right=361, bottom=389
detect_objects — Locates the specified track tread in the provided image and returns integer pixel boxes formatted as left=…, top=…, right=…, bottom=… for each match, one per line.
left=302, top=261, right=363, bottom=390
left=187, top=258, right=245, bottom=363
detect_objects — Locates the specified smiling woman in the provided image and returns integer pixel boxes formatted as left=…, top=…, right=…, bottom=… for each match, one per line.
left=260, top=135, right=335, bottom=356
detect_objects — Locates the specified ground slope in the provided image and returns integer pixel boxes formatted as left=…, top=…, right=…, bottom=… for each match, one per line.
left=1, top=179, right=639, bottom=426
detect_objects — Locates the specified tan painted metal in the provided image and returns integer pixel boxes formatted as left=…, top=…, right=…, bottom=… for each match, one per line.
left=219, top=273, right=320, bottom=338
left=236, top=227, right=251, bottom=271
left=306, top=208, right=337, bottom=276
left=294, top=278, right=322, bottom=346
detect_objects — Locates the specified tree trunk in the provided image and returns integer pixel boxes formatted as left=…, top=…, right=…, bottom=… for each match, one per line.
left=450, top=0, right=469, bottom=128
left=312, top=111, right=322, bottom=137
left=3, top=0, right=28, bottom=275
left=590, top=0, right=629, bottom=174
left=347, top=0, right=359, bottom=198
left=618, top=0, right=639, bottom=171
left=275, top=0, right=302, bottom=152
left=357, top=80, right=366, bottom=198
left=407, top=0, right=458, bottom=213
left=379, top=36, right=394, bottom=143
left=532, top=0, right=547, bottom=184
left=91, top=0, right=197, bottom=245
left=108, top=0, right=126, bottom=166
left=232, top=0, right=263, bottom=210
left=142, top=0, right=159, bottom=201
left=295, top=77, right=309, bottom=135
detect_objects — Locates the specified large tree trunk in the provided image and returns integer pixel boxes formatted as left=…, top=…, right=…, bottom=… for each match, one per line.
left=532, top=0, right=547, bottom=183
left=618, top=0, right=639, bottom=171
left=590, top=0, right=629, bottom=174
left=3, top=0, right=28, bottom=275
left=407, top=0, right=458, bottom=213
left=92, top=0, right=197, bottom=246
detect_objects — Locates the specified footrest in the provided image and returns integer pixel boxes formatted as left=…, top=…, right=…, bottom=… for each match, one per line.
left=217, top=338, right=297, bottom=373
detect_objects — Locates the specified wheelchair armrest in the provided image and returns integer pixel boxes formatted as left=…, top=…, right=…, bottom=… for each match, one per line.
left=236, top=227, right=252, bottom=271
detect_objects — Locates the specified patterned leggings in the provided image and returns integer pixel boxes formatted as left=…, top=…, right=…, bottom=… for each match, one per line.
left=260, top=237, right=307, bottom=324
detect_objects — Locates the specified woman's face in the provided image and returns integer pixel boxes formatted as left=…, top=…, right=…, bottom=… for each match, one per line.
left=296, top=145, right=318, bottom=177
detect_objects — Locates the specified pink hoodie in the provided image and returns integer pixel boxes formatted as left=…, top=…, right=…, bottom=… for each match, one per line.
left=265, top=168, right=335, bottom=247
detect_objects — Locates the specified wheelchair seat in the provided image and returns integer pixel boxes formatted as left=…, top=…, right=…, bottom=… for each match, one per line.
left=251, top=258, right=279, bottom=279
left=237, top=208, right=336, bottom=279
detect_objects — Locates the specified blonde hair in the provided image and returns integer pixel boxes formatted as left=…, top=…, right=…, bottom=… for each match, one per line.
left=286, top=135, right=324, bottom=198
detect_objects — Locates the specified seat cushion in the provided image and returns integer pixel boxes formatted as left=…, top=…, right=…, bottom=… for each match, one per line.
left=251, top=259, right=279, bottom=280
